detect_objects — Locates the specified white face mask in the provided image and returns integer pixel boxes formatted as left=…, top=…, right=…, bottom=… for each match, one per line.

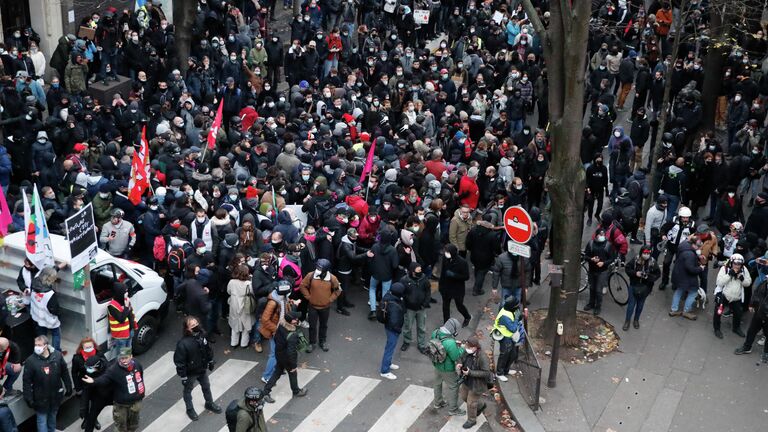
left=99, top=192, right=109, bottom=199
left=614, top=131, right=621, bottom=138
left=197, top=216, right=206, bottom=223
left=196, top=247, right=206, bottom=254
left=596, top=235, right=607, bottom=242
left=150, top=205, right=158, bottom=211
left=444, top=252, right=451, bottom=259
left=83, top=346, right=95, bottom=353
left=229, top=194, right=238, bottom=201
left=728, top=192, right=735, bottom=198
left=465, top=347, right=477, bottom=354
left=34, top=345, right=46, bottom=355
left=641, top=254, right=651, bottom=260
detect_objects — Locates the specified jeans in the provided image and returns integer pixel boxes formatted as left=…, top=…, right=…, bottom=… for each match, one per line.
left=369, top=277, right=392, bottom=311
left=500, top=286, right=522, bottom=311
left=99, top=49, right=118, bottom=79
left=3, top=362, right=20, bottom=390
left=510, top=119, right=524, bottom=134
left=322, top=58, right=338, bottom=77
left=35, top=409, right=57, bottom=432
left=207, top=296, right=221, bottom=333
left=708, top=192, right=719, bottom=220
left=625, top=285, right=647, bottom=321
left=473, top=268, right=489, bottom=294
left=34, top=324, right=61, bottom=352
left=249, top=320, right=263, bottom=345
left=307, top=307, right=330, bottom=344
left=380, top=328, right=400, bottom=373
left=433, top=369, right=460, bottom=410
left=671, top=287, right=697, bottom=313
left=0, top=406, right=17, bottom=432
left=262, top=338, right=276, bottom=381
left=402, top=309, right=427, bottom=348
left=666, top=195, right=680, bottom=222
left=182, top=372, right=214, bottom=411
left=111, top=334, right=133, bottom=359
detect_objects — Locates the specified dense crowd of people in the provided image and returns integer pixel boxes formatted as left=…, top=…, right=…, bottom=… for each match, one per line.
left=1, top=0, right=768, bottom=430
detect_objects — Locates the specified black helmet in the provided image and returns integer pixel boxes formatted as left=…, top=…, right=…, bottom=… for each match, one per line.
left=617, top=187, right=628, bottom=198
left=276, top=280, right=292, bottom=296
left=662, top=132, right=673, bottom=143
left=244, top=386, right=264, bottom=402
left=316, top=258, right=331, bottom=272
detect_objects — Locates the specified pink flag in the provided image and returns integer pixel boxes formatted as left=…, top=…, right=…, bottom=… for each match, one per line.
left=0, top=186, right=11, bottom=235
left=207, top=99, right=224, bottom=150
left=359, top=138, right=377, bottom=183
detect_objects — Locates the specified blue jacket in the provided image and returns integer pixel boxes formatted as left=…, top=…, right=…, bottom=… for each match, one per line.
left=383, top=292, right=404, bottom=333
left=671, top=241, right=704, bottom=291
left=0, top=145, right=11, bottom=187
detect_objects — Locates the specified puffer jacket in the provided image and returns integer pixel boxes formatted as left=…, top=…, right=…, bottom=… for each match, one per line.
left=715, top=265, right=751, bottom=302
left=465, top=221, right=500, bottom=269
left=491, top=252, right=529, bottom=289
left=368, top=230, right=399, bottom=281
left=671, top=241, right=705, bottom=291
left=382, top=291, right=405, bottom=333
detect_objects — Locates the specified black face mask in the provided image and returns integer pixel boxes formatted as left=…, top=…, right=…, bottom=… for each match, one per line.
left=190, top=325, right=201, bottom=335
left=412, top=271, right=423, bottom=278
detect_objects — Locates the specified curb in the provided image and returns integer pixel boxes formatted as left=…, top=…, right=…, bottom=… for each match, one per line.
left=474, top=297, right=547, bottom=432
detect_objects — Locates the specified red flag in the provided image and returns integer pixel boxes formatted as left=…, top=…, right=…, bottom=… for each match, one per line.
left=359, top=138, right=377, bottom=183
left=128, top=126, right=150, bottom=205
left=207, top=99, right=224, bottom=150
left=624, top=19, right=633, bottom=36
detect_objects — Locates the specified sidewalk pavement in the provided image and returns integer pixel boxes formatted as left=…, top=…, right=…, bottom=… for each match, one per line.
left=492, top=267, right=768, bottom=432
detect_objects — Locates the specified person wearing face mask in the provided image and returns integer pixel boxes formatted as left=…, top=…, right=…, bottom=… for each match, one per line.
left=455, top=336, right=493, bottom=429
left=623, top=247, right=661, bottom=331
left=439, top=244, right=472, bottom=326
left=299, top=259, right=341, bottom=353
left=466, top=213, right=501, bottom=296
left=232, top=386, right=268, bottom=431
left=173, top=316, right=221, bottom=421
left=713, top=254, right=751, bottom=339
left=107, top=282, right=138, bottom=359
left=71, top=338, right=104, bottom=400
left=23, top=335, right=72, bottom=432
left=138, top=197, right=165, bottom=267
left=99, top=208, right=136, bottom=258
left=745, top=192, right=768, bottom=240
left=81, top=348, right=144, bottom=432
left=261, top=311, right=308, bottom=404
left=335, top=228, right=367, bottom=315
left=78, top=353, right=110, bottom=432
left=448, top=204, right=473, bottom=258
left=399, top=263, right=431, bottom=354
left=583, top=228, right=615, bottom=315
left=584, top=154, right=609, bottom=226
left=669, top=235, right=707, bottom=320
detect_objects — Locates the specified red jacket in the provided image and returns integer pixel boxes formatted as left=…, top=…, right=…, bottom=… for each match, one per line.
left=458, top=175, right=480, bottom=209
left=425, top=160, right=447, bottom=178
left=358, top=215, right=381, bottom=246
left=326, top=35, right=342, bottom=60
left=346, top=194, right=369, bottom=218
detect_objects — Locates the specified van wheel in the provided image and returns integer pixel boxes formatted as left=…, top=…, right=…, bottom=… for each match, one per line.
left=133, top=315, right=158, bottom=355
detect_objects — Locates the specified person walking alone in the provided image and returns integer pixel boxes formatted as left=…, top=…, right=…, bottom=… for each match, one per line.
left=439, top=244, right=472, bottom=327
left=173, top=316, right=222, bottom=421
left=379, top=282, right=405, bottom=380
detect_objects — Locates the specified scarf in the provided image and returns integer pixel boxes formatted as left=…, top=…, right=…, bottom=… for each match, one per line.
left=80, top=348, right=97, bottom=361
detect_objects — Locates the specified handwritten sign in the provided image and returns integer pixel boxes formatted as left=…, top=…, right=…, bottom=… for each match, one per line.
left=65, top=204, right=98, bottom=273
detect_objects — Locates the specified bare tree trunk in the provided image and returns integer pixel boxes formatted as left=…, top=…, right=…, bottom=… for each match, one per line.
left=522, top=0, right=591, bottom=346
left=701, top=8, right=727, bottom=130
left=174, top=1, right=197, bottom=75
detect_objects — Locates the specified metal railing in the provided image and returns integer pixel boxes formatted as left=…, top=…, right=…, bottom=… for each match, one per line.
left=516, top=335, right=542, bottom=411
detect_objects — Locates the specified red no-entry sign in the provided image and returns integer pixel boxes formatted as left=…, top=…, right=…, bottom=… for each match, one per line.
left=503, top=206, right=533, bottom=244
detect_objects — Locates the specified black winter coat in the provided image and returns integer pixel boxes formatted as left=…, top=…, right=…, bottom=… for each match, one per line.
left=382, top=292, right=405, bottom=333
left=439, top=255, right=470, bottom=294
left=91, top=360, right=145, bottom=404
left=274, top=323, right=300, bottom=370
left=174, top=333, right=214, bottom=377
left=23, top=350, right=72, bottom=411
left=746, top=203, right=768, bottom=240
left=466, top=222, right=500, bottom=269
left=71, top=351, right=107, bottom=393
left=400, top=274, right=431, bottom=311
left=369, top=235, right=399, bottom=281
left=671, top=241, right=704, bottom=291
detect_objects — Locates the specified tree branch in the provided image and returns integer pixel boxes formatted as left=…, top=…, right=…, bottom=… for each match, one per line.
left=520, top=0, right=547, bottom=37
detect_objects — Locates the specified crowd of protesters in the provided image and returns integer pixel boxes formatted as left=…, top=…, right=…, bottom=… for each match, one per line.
left=2, top=0, right=768, bottom=430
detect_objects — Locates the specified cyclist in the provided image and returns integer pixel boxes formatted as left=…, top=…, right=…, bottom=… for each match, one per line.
left=660, top=206, right=695, bottom=290
left=593, top=211, right=628, bottom=262
left=583, top=228, right=615, bottom=315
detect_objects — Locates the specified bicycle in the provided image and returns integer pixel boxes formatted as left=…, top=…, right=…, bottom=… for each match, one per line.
left=580, top=253, right=630, bottom=306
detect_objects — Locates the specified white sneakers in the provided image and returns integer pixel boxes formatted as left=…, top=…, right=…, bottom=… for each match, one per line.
left=299, top=321, right=310, bottom=329
left=389, top=364, right=400, bottom=370
left=496, top=374, right=509, bottom=382
left=380, top=372, right=397, bottom=380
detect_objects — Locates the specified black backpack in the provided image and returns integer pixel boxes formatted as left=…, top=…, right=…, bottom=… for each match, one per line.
left=310, top=197, right=335, bottom=227
left=167, top=243, right=192, bottom=275
left=225, top=399, right=240, bottom=432
left=375, top=300, right=388, bottom=324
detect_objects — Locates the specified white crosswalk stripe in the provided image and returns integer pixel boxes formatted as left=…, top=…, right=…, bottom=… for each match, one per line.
left=142, top=358, right=257, bottom=432
left=216, top=368, right=321, bottom=432
left=368, top=384, right=433, bottom=432
left=292, top=375, right=380, bottom=432
left=438, top=403, right=488, bottom=432
left=61, top=351, right=177, bottom=432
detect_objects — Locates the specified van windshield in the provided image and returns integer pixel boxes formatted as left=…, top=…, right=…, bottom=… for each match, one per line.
left=91, top=264, right=140, bottom=303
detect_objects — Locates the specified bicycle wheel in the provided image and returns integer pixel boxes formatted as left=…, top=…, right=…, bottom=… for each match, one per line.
left=609, top=272, right=629, bottom=306
left=579, top=262, right=589, bottom=293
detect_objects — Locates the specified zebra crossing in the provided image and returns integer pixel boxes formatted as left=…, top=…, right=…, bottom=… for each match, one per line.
left=59, top=351, right=489, bottom=432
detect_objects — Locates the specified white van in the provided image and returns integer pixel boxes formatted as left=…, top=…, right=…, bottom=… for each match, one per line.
left=0, top=231, right=169, bottom=422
